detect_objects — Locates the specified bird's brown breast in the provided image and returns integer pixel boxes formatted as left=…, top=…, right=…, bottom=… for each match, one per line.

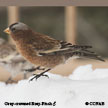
left=10, top=29, right=65, bottom=68
left=16, top=42, right=65, bottom=68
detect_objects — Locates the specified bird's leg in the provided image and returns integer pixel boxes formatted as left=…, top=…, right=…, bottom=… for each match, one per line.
left=24, top=66, right=45, bottom=73
left=5, top=76, right=17, bottom=84
left=29, top=68, right=51, bottom=82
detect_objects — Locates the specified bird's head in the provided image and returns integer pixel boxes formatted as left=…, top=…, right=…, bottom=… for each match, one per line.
left=4, top=22, right=29, bottom=34
left=4, top=22, right=31, bottom=41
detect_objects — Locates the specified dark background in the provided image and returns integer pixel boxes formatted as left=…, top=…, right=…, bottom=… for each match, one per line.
left=0, top=7, right=108, bottom=57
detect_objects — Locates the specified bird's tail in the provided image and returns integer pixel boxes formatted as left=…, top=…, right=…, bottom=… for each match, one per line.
left=65, top=47, right=105, bottom=62
left=69, top=51, right=105, bottom=61
left=39, top=43, right=105, bottom=62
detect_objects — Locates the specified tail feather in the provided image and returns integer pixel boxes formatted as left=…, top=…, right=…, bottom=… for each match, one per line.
left=80, top=49, right=95, bottom=53
left=69, top=45, right=92, bottom=49
left=71, top=51, right=105, bottom=62
left=39, top=43, right=105, bottom=62
left=61, top=44, right=105, bottom=62
left=60, top=41, right=92, bottom=49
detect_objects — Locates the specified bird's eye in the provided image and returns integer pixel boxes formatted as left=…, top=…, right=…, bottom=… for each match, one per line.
left=11, top=28, right=16, bottom=32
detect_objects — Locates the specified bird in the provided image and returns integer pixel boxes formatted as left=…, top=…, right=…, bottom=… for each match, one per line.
left=0, top=38, right=43, bottom=83
left=4, top=22, right=105, bottom=81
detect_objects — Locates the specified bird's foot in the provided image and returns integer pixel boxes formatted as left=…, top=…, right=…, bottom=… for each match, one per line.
left=29, top=68, right=51, bottom=82
left=24, top=66, right=45, bottom=73
left=29, top=73, right=49, bottom=82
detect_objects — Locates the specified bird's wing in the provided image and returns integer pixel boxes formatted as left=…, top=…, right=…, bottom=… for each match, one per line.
left=37, top=41, right=104, bottom=62
left=38, top=40, right=93, bottom=56
left=28, top=35, right=63, bottom=54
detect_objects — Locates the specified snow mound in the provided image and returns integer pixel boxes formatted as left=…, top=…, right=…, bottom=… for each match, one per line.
left=0, top=64, right=108, bottom=108
left=69, top=64, right=108, bottom=80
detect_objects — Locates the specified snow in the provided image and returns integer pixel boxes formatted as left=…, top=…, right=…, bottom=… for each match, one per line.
left=69, top=64, right=108, bottom=80
left=0, top=64, right=108, bottom=108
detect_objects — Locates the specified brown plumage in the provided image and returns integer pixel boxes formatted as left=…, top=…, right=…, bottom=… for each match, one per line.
left=4, top=22, right=105, bottom=80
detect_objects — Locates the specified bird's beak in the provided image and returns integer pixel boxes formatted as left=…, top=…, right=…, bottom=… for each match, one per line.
left=4, top=27, right=10, bottom=34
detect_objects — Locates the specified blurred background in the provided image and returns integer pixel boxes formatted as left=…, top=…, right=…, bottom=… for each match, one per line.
left=0, top=6, right=107, bottom=82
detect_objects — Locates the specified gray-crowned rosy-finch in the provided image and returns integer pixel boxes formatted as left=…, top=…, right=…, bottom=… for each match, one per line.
left=4, top=22, right=104, bottom=81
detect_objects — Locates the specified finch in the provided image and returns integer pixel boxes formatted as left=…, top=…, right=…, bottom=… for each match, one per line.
left=4, top=22, right=104, bottom=81
left=0, top=38, right=41, bottom=83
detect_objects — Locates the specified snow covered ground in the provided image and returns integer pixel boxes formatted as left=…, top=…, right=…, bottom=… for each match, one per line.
left=0, top=64, right=108, bottom=108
